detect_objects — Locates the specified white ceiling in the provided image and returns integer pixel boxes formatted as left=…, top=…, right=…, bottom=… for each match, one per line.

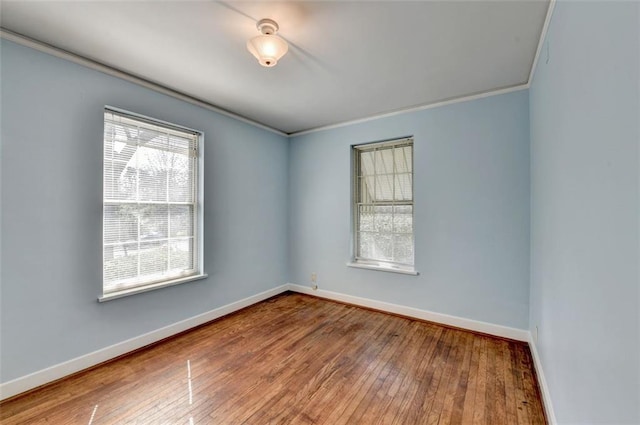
left=0, top=1, right=549, bottom=135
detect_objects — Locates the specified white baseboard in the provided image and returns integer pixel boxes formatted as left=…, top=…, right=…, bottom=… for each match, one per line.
left=528, top=334, right=557, bottom=425
left=286, top=283, right=530, bottom=341
left=1, top=283, right=542, bottom=404
left=286, top=284, right=558, bottom=417
left=0, top=284, right=289, bottom=400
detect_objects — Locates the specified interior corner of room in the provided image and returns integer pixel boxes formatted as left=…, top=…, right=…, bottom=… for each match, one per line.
left=1, top=1, right=638, bottom=424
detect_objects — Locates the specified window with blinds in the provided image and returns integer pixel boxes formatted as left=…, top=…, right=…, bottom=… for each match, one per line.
left=102, top=108, right=203, bottom=299
left=353, top=138, right=414, bottom=271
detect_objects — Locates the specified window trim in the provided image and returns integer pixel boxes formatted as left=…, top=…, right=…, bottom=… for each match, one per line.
left=100, top=106, right=206, bottom=301
left=346, top=261, right=419, bottom=275
left=98, top=273, right=208, bottom=302
left=350, top=137, right=417, bottom=274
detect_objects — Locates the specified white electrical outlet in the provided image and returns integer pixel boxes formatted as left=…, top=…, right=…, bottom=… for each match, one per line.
left=311, top=272, right=318, bottom=290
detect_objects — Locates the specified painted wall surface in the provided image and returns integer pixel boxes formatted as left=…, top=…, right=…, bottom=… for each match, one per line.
left=529, top=2, right=640, bottom=424
left=0, top=40, right=289, bottom=382
left=289, top=90, right=531, bottom=329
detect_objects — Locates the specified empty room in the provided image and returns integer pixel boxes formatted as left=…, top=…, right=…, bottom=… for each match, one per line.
left=0, top=0, right=638, bottom=424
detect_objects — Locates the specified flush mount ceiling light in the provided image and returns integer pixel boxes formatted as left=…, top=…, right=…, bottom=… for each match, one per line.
left=247, top=18, right=289, bottom=68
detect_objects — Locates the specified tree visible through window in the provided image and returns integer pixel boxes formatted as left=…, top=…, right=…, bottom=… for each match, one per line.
left=353, top=138, right=414, bottom=270
left=102, top=108, right=202, bottom=298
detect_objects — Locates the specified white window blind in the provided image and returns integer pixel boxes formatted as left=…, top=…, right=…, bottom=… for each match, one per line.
left=102, top=108, right=202, bottom=298
left=353, top=138, right=414, bottom=270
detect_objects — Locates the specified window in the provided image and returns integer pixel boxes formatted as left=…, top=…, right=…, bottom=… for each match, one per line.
left=101, top=108, right=204, bottom=301
left=351, top=138, right=415, bottom=274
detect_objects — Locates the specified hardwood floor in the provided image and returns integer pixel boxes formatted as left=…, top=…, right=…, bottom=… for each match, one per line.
left=0, top=292, right=546, bottom=424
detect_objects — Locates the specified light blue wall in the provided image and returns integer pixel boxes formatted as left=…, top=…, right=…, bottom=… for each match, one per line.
left=289, top=90, right=531, bottom=329
left=0, top=40, right=289, bottom=382
left=5, top=6, right=639, bottom=422
left=529, top=2, right=640, bottom=424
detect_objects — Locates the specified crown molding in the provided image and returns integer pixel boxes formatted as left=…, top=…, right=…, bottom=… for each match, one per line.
left=2, top=0, right=557, bottom=139
left=527, top=0, right=557, bottom=86
left=289, top=0, right=557, bottom=138
left=288, top=84, right=529, bottom=137
left=0, top=28, right=288, bottom=137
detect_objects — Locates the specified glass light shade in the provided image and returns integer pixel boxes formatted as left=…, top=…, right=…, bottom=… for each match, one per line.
left=247, top=34, right=288, bottom=67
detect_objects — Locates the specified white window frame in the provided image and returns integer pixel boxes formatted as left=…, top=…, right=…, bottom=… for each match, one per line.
left=348, top=137, right=417, bottom=275
left=100, top=107, right=206, bottom=302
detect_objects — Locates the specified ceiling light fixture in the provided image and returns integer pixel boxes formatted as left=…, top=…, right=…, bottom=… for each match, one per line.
left=247, top=18, right=288, bottom=68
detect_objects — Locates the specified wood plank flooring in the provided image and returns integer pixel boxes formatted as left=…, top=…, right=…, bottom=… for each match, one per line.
left=0, top=292, right=546, bottom=424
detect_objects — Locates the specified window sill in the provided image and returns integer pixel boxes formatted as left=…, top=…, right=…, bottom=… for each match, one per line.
left=346, top=262, right=419, bottom=276
left=98, top=273, right=208, bottom=302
